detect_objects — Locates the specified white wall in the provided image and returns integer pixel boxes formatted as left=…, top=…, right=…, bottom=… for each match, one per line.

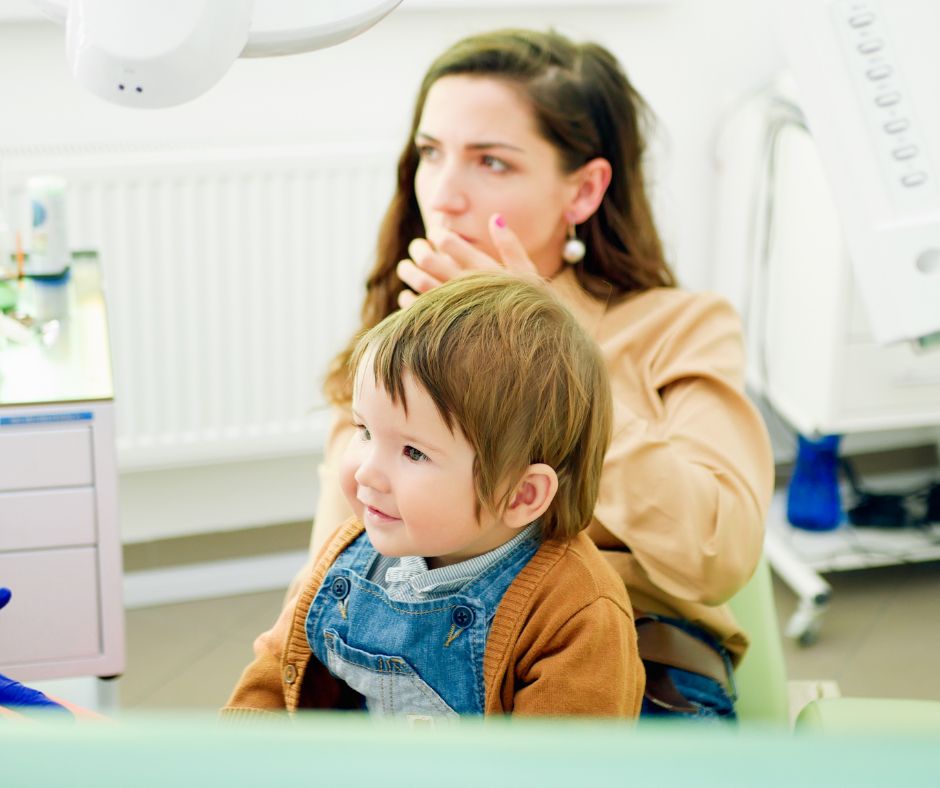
left=0, top=1, right=786, bottom=540
left=0, top=0, right=783, bottom=289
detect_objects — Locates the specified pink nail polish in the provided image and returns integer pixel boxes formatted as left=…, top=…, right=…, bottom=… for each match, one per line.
left=494, top=214, right=506, bottom=229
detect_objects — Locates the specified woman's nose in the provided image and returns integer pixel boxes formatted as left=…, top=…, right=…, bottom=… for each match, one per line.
left=428, top=163, right=470, bottom=215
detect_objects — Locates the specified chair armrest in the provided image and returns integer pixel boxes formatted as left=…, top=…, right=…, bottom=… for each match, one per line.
left=796, top=697, right=940, bottom=733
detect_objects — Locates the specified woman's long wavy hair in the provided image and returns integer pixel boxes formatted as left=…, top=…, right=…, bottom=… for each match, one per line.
left=325, top=28, right=675, bottom=405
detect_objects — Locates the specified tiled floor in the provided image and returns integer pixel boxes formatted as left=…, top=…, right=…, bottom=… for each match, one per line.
left=773, top=560, right=940, bottom=701
left=107, top=553, right=940, bottom=714
left=118, top=588, right=288, bottom=711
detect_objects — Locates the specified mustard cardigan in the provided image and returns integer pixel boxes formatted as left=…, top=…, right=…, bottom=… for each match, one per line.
left=224, top=518, right=644, bottom=718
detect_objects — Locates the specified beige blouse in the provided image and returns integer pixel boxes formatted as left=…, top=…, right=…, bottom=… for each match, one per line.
left=308, top=267, right=774, bottom=662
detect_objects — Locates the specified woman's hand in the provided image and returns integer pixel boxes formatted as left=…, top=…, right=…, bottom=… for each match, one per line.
left=396, top=214, right=538, bottom=309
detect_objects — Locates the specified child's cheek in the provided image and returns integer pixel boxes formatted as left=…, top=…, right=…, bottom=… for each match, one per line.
left=339, top=441, right=364, bottom=517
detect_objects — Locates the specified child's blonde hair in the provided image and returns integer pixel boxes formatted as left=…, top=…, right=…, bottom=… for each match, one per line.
left=349, top=272, right=612, bottom=540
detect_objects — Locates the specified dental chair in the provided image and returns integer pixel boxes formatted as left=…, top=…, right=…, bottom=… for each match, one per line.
left=727, top=557, right=790, bottom=725
left=728, top=554, right=940, bottom=733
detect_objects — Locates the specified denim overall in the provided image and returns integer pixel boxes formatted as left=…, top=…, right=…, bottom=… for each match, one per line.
left=305, top=531, right=539, bottom=717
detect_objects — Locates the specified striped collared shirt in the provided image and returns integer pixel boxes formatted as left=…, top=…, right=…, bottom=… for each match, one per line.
left=366, top=522, right=541, bottom=602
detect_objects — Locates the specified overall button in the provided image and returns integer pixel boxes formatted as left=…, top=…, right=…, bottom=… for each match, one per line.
left=452, top=605, right=475, bottom=628
left=284, top=664, right=297, bottom=685
left=330, top=576, right=351, bottom=600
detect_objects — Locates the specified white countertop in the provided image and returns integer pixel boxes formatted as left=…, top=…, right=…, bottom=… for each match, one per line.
left=0, top=255, right=114, bottom=406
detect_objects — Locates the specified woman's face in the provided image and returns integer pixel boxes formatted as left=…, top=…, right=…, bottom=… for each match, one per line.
left=414, top=75, right=579, bottom=279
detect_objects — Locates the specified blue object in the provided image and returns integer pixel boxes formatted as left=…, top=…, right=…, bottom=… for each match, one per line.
left=0, top=672, right=71, bottom=715
left=787, top=434, right=843, bottom=531
left=0, top=587, right=71, bottom=716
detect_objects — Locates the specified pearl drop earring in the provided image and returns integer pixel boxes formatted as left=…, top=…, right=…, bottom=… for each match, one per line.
left=562, top=223, right=586, bottom=264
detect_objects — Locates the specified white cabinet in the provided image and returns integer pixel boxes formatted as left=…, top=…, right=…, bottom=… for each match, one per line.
left=0, top=548, right=102, bottom=665
left=0, top=258, right=124, bottom=681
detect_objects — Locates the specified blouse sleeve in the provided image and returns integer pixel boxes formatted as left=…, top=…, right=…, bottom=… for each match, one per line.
left=308, top=409, right=356, bottom=560
left=591, top=292, right=774, bottom=605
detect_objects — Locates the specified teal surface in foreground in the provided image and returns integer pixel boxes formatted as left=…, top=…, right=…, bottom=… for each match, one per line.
left=2, top=712, right=939, bottom=788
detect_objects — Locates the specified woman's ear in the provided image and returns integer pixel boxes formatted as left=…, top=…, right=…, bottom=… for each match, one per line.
left=566, top=157, right=613, bottom=225
left=503, top=463, right=559, bottom=529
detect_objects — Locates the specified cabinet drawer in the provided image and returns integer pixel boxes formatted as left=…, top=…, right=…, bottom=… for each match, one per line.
left=0, top=488, right=96, bottom=550
left=0, top=548, right=101, bottom=666
left=0, top=426, right=93, bottom=491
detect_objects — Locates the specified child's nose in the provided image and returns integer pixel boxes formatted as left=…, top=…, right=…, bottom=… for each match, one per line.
left=354, top=450, right=389, bottom=493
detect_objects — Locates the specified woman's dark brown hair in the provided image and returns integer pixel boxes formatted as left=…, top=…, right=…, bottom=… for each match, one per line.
left=326, top=28, right=674, bottom=404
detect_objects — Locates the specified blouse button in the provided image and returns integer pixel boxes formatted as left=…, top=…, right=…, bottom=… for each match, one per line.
left=452, top=605, right=475, bottom=629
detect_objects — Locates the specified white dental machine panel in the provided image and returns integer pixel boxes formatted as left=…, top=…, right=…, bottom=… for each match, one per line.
left=774, top=0, right=940, bottom=346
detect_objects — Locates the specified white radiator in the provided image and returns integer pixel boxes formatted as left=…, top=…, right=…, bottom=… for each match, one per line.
left=1, top=143, right=397, bottom=470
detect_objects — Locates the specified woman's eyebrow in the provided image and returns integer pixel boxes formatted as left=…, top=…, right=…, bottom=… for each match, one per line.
left=415, top=131, right=524, bottom=153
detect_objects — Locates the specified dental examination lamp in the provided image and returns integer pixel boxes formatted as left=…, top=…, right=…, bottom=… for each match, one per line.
left=30, top=0, right=402, bottom=109
left=774, top=0, right=940, bottom=348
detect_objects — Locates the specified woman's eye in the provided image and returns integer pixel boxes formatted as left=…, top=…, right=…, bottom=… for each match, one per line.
left=404, top=445, right=428, bottom=462
left=481, top=154, right=508, bottom=173
left=416, top=144, right=440, bottom=162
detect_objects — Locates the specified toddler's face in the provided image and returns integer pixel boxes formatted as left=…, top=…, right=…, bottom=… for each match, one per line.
left=341, top=365, right=517, bottom=568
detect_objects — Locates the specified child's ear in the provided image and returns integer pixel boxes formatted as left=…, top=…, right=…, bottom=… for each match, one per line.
left=504, top=463, right=559, bottom=529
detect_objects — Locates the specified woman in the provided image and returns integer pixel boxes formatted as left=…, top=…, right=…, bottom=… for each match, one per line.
left=293, top=28, right=773, bottom=718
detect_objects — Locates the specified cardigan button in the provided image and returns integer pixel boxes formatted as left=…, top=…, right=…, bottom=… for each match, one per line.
left=452, top=605, right=475, bottom=629
left=284, top=664, right=297, bottom=685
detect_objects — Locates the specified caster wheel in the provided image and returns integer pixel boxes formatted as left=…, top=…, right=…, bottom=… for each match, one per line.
left=786, top=607, right=824, bottom=647
left=797, top=625, right=820, bottom=648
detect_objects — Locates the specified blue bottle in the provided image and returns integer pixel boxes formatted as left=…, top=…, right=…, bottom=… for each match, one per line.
left=787, top=434, right=843, bottom=531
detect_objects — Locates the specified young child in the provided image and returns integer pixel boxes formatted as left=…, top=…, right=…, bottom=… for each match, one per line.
left=223, top=273, right=643, bottom=718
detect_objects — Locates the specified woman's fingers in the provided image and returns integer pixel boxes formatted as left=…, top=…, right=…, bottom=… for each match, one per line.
left=407, top=238, right=464, bottom=281
left=431, top=230, right=502, bottom=272
left=488, top=214, right=539, bottom=276
left=396, top=216, right=541, bottom=310
left=396, top=259, right=445, bottom=296
left=397, top=288, right=419, bottom=310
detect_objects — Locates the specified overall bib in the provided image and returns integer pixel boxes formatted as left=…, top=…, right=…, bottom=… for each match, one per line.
left=305, top=531, right=539, bottom=716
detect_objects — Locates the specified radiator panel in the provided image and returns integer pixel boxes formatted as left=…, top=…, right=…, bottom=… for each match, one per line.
left=1, top=144, right=396, bottom=469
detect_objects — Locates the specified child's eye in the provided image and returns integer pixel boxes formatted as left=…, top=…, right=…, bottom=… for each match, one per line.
left=403, top=445, right=428, bottom=462
left=481, top=154, right=509, bottom=173
left=355, top=424, right=371, bottom=441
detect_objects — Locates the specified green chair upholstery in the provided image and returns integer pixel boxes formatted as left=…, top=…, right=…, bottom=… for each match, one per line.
left=796, top=697, right=940, bottom=733
left=727, top=557, right=790, bottom=725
